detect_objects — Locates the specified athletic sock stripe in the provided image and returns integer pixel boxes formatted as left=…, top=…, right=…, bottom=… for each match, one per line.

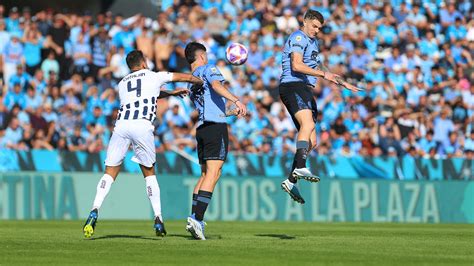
left=197, top=196, right=211, bottom=204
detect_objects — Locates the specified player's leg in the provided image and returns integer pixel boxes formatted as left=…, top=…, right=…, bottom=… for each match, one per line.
left=187, top=123, right=227, bottom=240
left=130, top=121, right=166, bottom=236
left=290, top=109, right=321, bottom=183
left=139, top=163, right=166, bottom=236
left=278, top=83, right=310, bottom=203
left=192, top=165, right=206, bottom=215
left=84, top=129, right=130, bottom=238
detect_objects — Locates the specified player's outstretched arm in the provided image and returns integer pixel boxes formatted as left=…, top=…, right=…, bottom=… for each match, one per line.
left=291, top=53, right=362, bottom=92
left=170, top=72, right=204, bottom=85
left=157, top=88, right=188, bottom=99
left=211, top=80, right=247, bottom=117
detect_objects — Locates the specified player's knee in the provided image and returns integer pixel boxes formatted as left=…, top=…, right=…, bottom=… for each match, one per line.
left=206, top=167, right=221, bottom=180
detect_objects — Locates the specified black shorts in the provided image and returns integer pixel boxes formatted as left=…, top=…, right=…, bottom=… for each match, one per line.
left=196, top=122, right=229, bottom=164
left=279, top=82, right=318, bottom=130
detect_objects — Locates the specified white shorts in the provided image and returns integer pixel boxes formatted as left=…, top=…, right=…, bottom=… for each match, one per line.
left=104, top=119, right=156, bottom=168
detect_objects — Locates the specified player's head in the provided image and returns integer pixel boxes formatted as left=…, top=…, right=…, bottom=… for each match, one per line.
left=185, top=42, right=207, bottom=65
left=126, top=50, right=148, bottom=71
left=302, top=10, right=324, bottom=38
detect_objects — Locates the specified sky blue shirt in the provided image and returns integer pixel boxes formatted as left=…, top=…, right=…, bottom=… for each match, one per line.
left=281, top=30, right=320, bottom=86
left=190, top=64, right=227, bottom=126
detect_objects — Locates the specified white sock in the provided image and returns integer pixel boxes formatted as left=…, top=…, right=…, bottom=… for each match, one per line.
left=145, top=175, right=162, bottom=221
left=92, top=174, right=114, bottom=210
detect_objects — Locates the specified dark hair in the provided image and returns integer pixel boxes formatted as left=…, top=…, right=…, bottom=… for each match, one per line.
left=304, top=10, right=324, bottom=24
left=126, top=50, right=145, bottom=69
left=185, top=42, right=207, bottom=64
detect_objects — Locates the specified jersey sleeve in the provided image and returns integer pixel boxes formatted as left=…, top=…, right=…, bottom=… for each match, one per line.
left=204, top=65, right=225, bottom=83
left=155, top=71, right=174, bottom=85
left=289, top=32, right=308, bottom=55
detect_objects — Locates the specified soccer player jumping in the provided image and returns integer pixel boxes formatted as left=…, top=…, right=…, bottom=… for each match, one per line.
left=83, top=50, right=203, bottom=238
left=184, top=42, right=247, bottom=240
left=279, top=10, right=361, bottom=204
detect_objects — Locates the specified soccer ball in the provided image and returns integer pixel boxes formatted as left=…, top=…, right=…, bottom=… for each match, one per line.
left=226, top=43, right=248, bottom=66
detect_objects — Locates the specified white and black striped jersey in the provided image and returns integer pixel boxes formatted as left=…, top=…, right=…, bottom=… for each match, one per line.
left=116, top=69, right=173, bottom=123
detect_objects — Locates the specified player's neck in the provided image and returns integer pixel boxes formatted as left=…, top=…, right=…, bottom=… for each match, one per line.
left=301, top=27, right=311, bottom=38
left=191, top=61, right=205, bottom=72
left=130, top=67, right=145, bottom=73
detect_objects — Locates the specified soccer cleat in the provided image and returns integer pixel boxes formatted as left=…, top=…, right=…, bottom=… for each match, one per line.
left=154, top=216, right=167, bottom=237
left=281, top=179, right=305, bottom=204
left=292, top=167, right=321, bottom=183
left=186, top=214, right=206, bottom=240
left=83, top=209, right=98, bottom=238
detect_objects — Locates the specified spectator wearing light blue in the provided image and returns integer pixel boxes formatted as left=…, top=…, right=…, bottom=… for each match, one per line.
left=418, top=130, right=437, bottom=156
left=24, top=86, right=42, bottom=111
left=465, top=131, right=474, bottom=152
left=2, top=33, right=24, bottom=89
left=71, top=33, right=92, bottom=77
left=433, top=109, right=455, bottom=147
left=5, top=7, right=20, bottom=33
left=4, top=83, right=26, bottom=109
left=348, top=45, right=370, bottom=80
left=164, top=104, right=190, bottom=128
left=344, top=110, right=364, bottom=136
left=112, top=24, right=136, bottom=54
left=246, top=42, right=264, bottom=72
left=41, top=50, right=60, bottom=80
left=1, top=117, right=23, bottom=149
left=447, top=18, right=467, bottom=42
left=419, top=31, right=440, bottom=59
left=387, top=65, right=406, bottom=93
left=23, top=28, right=45, bottom=75
left=8, top=65, right=31, bottom=91
left=439, top=3, right=463, bottom=28
left=0, top=20, right=10, bottom=55
left=377, top=18, right=397, bottom=45
left=360, top=3, right=379, bottom=23
left=30, top=69, right=48, bottom=96
left=407, top=80, right=427, bottom=107
left=241, top=10, right=261, bottom=36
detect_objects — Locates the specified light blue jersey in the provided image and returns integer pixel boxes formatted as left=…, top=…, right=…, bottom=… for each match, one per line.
left=280, top=30, right=321, bottom=86
left=190, top=64, right=227, bottom=126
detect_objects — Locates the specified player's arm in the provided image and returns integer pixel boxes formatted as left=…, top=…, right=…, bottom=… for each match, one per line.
left=211, top=80, right=247, bottom=117
left=170, top=72, right=203, bottom=86
left=291, top=52, right=341, bottom=84
left=157, top=88, right=188, bottom=99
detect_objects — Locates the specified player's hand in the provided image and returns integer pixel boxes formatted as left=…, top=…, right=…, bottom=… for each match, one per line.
left=234, top=100, right=247, bottom=117
left=341, top=80, right=364, bottom=93
left=172, top=89, right=189, bottom=98
left=323, top=72, right=341, bottom=84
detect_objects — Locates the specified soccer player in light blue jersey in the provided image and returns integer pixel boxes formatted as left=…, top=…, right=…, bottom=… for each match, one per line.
left=279, top=10, right=360, bottom=204
left=184, top=42, right=247, bottom=240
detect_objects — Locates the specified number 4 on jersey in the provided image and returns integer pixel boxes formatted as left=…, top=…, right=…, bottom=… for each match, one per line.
left=127, top=79, right=142, bottom=97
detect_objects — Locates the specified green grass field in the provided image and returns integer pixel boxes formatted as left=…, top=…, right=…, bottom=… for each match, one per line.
left=0, top=221, right=472, bottom=265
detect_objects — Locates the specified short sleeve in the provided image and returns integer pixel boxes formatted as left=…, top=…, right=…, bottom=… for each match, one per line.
left=204, top=65, right=225, bottom=83
left=289, top=33, right=308, bottom=54
left=155, top=71, right=173, bottom=85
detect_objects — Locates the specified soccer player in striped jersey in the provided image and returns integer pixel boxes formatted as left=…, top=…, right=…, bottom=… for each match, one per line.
left=83, top=50, right=203, bottom=238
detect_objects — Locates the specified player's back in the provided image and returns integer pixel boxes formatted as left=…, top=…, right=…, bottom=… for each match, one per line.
left=116, top=69, right=172, bottom=122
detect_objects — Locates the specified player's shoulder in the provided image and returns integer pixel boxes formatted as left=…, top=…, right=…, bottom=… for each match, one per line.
left=289, top=30, right=307, bottom=42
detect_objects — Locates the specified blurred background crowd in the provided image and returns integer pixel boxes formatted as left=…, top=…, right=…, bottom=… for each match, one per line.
left=0, top=0, right=473, bottom=159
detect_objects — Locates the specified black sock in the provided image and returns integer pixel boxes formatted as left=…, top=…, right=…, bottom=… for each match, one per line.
left=295, top=140, right=309, bottom=168
left=191, top=193, right=198, bottom=215
left=194, top=190, right=213, bottom=221
left=289, top=141, right=309, bottom=183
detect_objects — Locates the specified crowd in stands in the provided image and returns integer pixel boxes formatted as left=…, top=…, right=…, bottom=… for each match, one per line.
left=0, top=0, right=473, bottom=159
